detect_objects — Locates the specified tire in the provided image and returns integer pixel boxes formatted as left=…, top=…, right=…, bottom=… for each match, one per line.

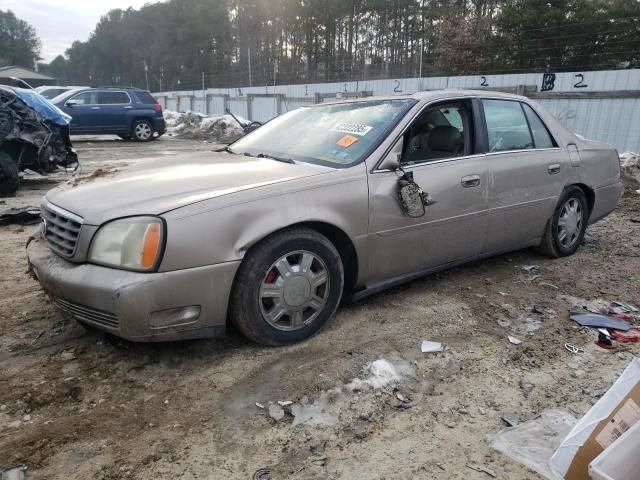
left=132, top=119, right=154, bottom=142
left=0, top=151, right=20, bottom=196
left=537, top=186, right=589, bottom=257
left=231, top=227, right=344, bottom=346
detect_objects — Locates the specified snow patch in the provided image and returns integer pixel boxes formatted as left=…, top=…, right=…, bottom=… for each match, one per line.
left=163, top=110, right=245, bottom=143
left=620, top=151, right=640, bottom=185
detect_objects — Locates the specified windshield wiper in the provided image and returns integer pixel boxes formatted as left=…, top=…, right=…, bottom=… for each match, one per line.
left=214, top=145, right=236, bottom=154
left=256, top=152, right=296, bottom=164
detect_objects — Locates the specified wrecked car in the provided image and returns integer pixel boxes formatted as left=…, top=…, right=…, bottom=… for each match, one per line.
left=27, top=90, right=622, bottom=345
left=0, top=85, right=78, bottom=195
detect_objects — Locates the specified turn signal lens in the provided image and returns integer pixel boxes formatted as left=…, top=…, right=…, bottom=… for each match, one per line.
left=141, top=223, right=161, bottom=269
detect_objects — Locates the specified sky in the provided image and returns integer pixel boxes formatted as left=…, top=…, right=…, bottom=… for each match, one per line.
left=3, top=0, right=154, bottom=63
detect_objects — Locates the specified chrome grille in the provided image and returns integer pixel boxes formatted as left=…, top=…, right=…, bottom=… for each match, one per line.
left=42, top=203, right=83, bottom=258
left=53, top=296, right=119, bottom=329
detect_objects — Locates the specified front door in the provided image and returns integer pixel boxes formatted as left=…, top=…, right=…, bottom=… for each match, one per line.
left=96, top=90, right=131, bottom=132
left=481, top=99, right=569, bottom=253
left=367, top=99, right=490, bottom=283
left=61, top=90, right=100, bottom=133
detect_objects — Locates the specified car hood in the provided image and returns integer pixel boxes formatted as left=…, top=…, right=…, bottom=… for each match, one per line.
left=46, top=152, right=332, bottom=225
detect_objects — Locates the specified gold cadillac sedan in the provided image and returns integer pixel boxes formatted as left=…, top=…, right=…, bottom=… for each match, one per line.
left=27, top=90, right=623, bottom=345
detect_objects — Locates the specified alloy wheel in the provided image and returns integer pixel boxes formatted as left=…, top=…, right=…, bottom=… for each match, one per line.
left=259, top=250, right=330, bottom=331
left=134, top=122, right=152, bottom=140
left=557, top=198, right=583, bottom=249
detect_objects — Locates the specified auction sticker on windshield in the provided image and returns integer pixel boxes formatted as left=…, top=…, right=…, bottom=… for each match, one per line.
left=336, top=135, right=359, bottom=148
left=332, top=123, right=373, bottom=136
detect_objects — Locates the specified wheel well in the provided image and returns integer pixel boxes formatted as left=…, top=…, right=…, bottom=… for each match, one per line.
left=571, top=183, right=595, bottom=215
left=131, top=117, right=154, bottom=128
left=297, top=221, right=359, bottom=295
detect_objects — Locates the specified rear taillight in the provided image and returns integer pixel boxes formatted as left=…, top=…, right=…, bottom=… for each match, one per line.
left=153, top=103, right=162, bottom=112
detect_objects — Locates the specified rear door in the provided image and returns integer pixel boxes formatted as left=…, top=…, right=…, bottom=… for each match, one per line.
left=96, top=90, right=132, bottom=132
left=481, top=99, right=569, bottom=253
left=367, top=98, right=490, bottom=282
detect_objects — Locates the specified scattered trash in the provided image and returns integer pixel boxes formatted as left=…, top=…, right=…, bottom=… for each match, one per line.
left=483, top=346, right=494, bottom=356
left=268, top=404, right=285, bottom=422
left=463, top=347, right=475, bottom=353
left=396, top=402, right=412, bottom=411
left=395, top=392, right=407, bottom=402
left=610, top=328, right=640, bottom=343
left=531, top=304, right=544, bottom=315
left=550, top=358, right=640, bottom=480
left=589, top=418, right=640, bottom=480
left=255, top=402, right=265, bottom=409
left=0, top=465, right=26, bottom=480
left=277, top=400, right=293, bottom=407
left=521, top=265, right=540, bottom=274
left=501, top=411, right=520, bottom=426
left=421, top=340, right=443, bottom=353
left=0, top=207, right=40, bottom=226
left=611, top=301, right=639, bottom=313
left=631, top=217, right=640, bottom=223
left=465, top=462, right=497, bottom=478
left=569, top=312, right=631, bottom=331
left=490, top=410, right=577, bottom=480
left=564, top=343, right=585, bottom=354
left=539, top=282, right=559, bottom=290
left=253, top=467, right=271, bottom=480
left=508, top=335, right=523, bottom=345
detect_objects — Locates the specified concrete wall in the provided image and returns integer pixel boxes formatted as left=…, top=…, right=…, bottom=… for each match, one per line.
left=155, top=69, right=640, bottom=152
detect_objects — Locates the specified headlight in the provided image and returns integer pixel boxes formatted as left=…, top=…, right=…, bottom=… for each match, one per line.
left=88, top=217, right=164, bottom=272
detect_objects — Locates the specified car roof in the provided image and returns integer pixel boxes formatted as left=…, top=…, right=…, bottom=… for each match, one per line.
left=321, top=88, right=528, bottom=105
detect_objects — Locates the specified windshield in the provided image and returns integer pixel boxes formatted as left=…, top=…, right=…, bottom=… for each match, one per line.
left=230, top=99, right=415, bottom=168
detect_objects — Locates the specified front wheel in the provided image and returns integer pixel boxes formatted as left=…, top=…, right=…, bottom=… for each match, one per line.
left=231, top=228, right=344, bottom=346
left=132, top=120, right=154, bottom=142
left=0, top=151, right=20, bottom=196
left=538, top=186, right=589, bottom=257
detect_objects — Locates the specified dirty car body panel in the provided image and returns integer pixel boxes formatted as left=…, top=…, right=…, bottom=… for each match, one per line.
left=27, top=90, right=623, bottom=343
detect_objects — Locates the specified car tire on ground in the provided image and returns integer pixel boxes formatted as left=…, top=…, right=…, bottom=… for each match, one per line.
left=131, top=119, right=154, bottom=142
left=0, top=151, right=19, bottom=196
left=538, top=186, right=589, bottom=258
left=231, top=227, right=344, bottom=346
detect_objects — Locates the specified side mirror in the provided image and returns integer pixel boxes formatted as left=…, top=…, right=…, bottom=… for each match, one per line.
left=378, top=137, right=403, bottom=171
left=65, top=100, right=77, bottom=107
left=398, top=170, right=436, bottom=218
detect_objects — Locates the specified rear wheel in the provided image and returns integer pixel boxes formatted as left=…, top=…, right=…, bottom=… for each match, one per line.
left=0, top=151, right=19, bottom=196
left=538, top=186, right=589, bottom=257
left=132, top=120, right=154, bottom=142
left=231, top=227, right=344, bottom=346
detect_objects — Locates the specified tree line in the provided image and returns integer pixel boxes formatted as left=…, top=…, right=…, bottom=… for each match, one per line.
left=4, top=1, right=640, bottom=92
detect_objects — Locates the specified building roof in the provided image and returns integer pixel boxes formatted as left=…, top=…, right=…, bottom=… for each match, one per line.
left=0, top=65, right=54, bottom=81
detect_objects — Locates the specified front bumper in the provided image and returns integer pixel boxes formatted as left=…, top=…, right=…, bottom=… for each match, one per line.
left=27, top=234, right=240, bottom=342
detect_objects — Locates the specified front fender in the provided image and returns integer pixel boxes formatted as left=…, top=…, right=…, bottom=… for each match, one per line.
left=159, top=164, right=370, bottom=275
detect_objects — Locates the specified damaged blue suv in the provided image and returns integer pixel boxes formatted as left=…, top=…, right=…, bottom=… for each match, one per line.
left=53, top=87, right=166, bottom=142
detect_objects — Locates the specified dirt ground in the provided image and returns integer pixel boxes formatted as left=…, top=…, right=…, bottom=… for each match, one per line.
left=1, top=136, right=639, bottom=480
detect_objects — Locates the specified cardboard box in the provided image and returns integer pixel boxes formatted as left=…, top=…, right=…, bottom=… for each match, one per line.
left=549, top=358, right=640, bottom=480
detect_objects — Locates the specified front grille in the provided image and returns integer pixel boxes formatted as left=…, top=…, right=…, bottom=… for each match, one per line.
left=42, top=203, right=83, bottom=258
left=53, top=296, right=119, bottom=329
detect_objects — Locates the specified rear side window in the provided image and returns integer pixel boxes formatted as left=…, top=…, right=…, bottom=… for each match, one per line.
left=134, top=91, right=157, bottom=104
left=482, top=99, right=533, bottom=152
left=99, top=91, right=130, bottom=104
left=522, top=103, right=555, bottom=148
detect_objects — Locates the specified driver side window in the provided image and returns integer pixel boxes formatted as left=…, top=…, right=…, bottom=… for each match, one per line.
left=401, top=102, right=469, bottom=165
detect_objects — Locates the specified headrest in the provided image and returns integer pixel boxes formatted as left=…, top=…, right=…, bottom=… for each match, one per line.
left=428, top=125, right=463, bottom=152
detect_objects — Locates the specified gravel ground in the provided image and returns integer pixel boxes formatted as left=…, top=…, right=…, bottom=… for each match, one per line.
left=0, top=136, right=638, bottom=479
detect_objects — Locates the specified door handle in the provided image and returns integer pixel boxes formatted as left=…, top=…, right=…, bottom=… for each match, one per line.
left=461, top=174, right=481, bottom=188
left=548, top=163, right=561, bottom=174
left=124, top=106, right=133, bottom=109
left=90, top=106, right=100, bottom=110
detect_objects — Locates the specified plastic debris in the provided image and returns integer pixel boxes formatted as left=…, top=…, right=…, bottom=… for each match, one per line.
left=0, top=465, right=27, bottom=480
left=531, top=304, right=544, bottom=314
left=465, top=463, right=497, bottom=478
left=396, top=402, right=412, bottom=410
left=508, top=336, right=523, bottom=345
left=421, top=340, right=443, bottom=353
left=489, top=410, right=577, bottom=480
left=570, top=312, right=631, bottom=331
left=483, top=346, right=494, bottom=356
left=268, top=404, right=285, bottom=421
left=564, top=343, right=585, bottom=354
left=501, top=411, right=520, bottom=426
left=255, top=402, right=265, bottom=409
left=277, top=400, right=293, bottom=407
left=610, top=328, right=640, bottom=343
left=0, top=207, right=41, bottom=226
left=521, top=265, right=540, bottom=274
